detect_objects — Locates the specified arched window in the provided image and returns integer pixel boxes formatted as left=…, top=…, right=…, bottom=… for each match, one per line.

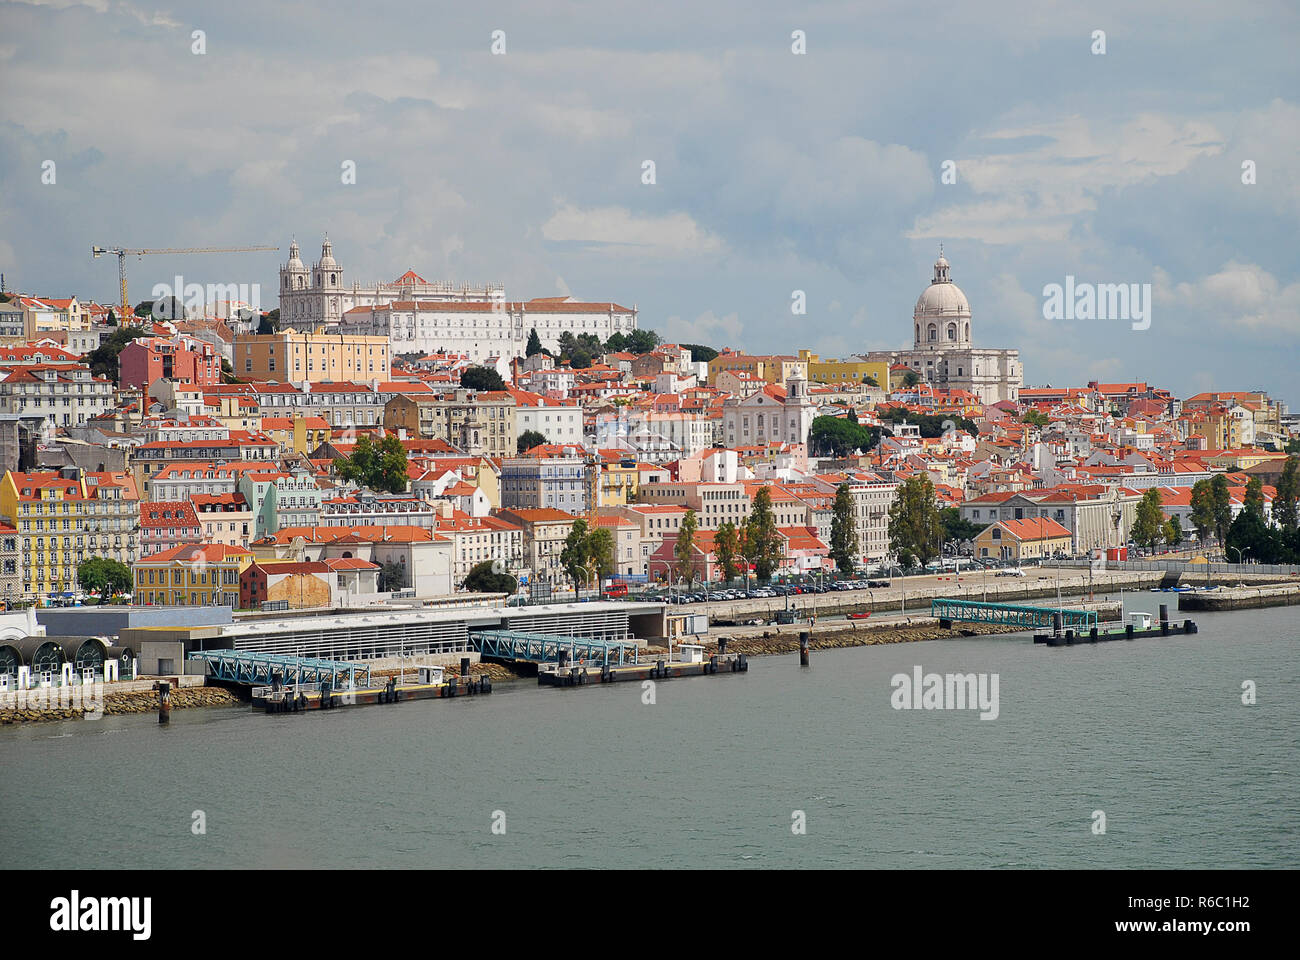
left=928, top=324, right=937, bottom=342
left=965, top=323, right=970, bottom=340
left=915, top=324, right=920, bottom=341
left=947, top=324, right=956, bottom=340
left=330, top=273, right=336, bottom=285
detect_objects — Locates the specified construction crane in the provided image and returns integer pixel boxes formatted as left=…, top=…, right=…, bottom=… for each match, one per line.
left=91, top=245, right=279, bottom=321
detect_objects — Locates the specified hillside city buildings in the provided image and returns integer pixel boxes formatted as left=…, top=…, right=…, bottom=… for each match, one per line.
left=0, top=240, right=1290, bottom=611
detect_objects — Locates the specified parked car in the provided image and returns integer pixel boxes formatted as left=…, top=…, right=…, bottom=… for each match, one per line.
left=995, top=567, right=1026, bottom=578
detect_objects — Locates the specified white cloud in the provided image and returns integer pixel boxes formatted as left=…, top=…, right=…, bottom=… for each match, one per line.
left=910, top=113, right=1226, bottom=245
left=662, top=310, right=743, bottom=346
left=542, top=204, right=724, bottom=257
left=1155, top=262, right=1300, bottom=334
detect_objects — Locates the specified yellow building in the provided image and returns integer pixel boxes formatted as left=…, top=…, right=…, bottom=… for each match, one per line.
left=799, top=350, right=889, bottom=390
left=707, top=353, right=807, bottom=386
left=974, top=517, right=1072, bottom=562
left=261, top=414, right=332, bottom=456
left=1205, top=450, right=1288, bottom=471
left=133, top=543, right=253, bottom=607
left=0, top=470, right=140, bottom=598
left=596, top=450, right=639, bottom=506
left=234, top=329, right=390, bottom=384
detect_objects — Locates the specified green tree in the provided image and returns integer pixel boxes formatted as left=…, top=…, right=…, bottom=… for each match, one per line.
left=526, top=327, right=543, bottom=357
left=377, top=562, right=406, bottom=592
left=1163, top=517, right=1181, bottom=548
left=76, top=558, right=132, bottom=602
left=1242, top=476, right=1265, bottom=518
left=334, top=434, right=409, bottom=493
left=902, top=370, right=921, bottom=388
left=460, top=365, right=506, bottom=391
left=1189, top=478, right=1216, bottom=543
left=675, top=508, right=698, bottom=581
left=940, top=506, right=986, bottom=544
left=1132, top=488, right=1166, bottom=550
left=560, top=519, right=591, bottom=590
left=829, top=482, right=859, bottom=574
left=714, top=520, right=741, bottom=581
left=1210, top=473, right=1233, bottom=544
left=1022, top=409, right=1050, bottom=428
left=517, top=430, right=547, bottom=454
left=625, top=329, right=662, bottom=354
left=586, top=527, right=615, bottom=580
left=1166, top=514, right=1183, bottom=547
left=888, top=474, right=943, bottom=568
left=603, top=331, right=628, bottom=354
left=846, top=407, right=859, bottom=424
left=680, top=343, right=719, bottom=363
left=742, top=487, right=784, bottom=582
left=1274, top=456, right=1299, bottom=530
left=463, top=560, right=516, bottom=594
left=809, top=415, right=878, bottom=458
left=85, top=325, right=150, bottom=383
left=258, top=310, right=280, bottom=335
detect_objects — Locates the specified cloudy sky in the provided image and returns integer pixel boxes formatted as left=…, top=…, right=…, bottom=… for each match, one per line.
left=2, top=0, right=1297, bottom=399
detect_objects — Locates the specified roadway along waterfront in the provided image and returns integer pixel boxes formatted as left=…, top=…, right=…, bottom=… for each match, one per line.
left=1, top=601, right=1294, bottom=869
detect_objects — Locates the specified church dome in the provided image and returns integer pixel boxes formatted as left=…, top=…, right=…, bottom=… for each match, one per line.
left=914, top=251, right=970, bottom=320
left=286, top=238, right=305, bottom=272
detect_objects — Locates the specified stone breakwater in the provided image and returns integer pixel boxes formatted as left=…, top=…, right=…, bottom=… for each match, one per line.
left=0, top=686, right=241, bottom=725
left=699, top=621, right=1017, bottom=658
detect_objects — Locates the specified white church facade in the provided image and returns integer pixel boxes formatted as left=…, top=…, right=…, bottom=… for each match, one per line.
left=277, top=237, right=637, bottom=362
left=865, top=250, right=1022, bottom=405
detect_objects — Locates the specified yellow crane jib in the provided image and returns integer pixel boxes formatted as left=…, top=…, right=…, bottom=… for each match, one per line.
left=92, top=244, right=279, bottom=321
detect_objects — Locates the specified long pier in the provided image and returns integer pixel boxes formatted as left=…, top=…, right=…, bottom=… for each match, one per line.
left=931, top=598, right=1097, bottom=630
left=190, top=650, right=370, bottom=689
left=470, top=629, right=639, bottom=665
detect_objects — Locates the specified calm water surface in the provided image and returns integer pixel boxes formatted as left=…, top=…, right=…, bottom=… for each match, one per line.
left=2, top=600, right=1295, bottom=869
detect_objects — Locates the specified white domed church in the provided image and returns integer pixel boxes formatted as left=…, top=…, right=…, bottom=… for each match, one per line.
left=868, top=249, right=1021, bottom=405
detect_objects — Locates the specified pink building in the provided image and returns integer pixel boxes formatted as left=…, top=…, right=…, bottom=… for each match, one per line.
left=119, top=337, right=221, bottom=391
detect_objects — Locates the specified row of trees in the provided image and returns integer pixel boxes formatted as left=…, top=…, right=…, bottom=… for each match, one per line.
left=878, top=406, right=979, bottom=438
left=670, top=488, right=787, bottom=584
left=525, top=327, right=669, bottom=369
left=1131, top=488, right=1184, bottom=549
left=1225, top=459, right=1300, bottom=563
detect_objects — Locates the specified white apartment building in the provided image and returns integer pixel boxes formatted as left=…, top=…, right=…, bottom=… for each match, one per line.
left=594, top=410, right=714, bottom=462
left=0, top=364, right=115, bottom=428
left=511, top=390, right=583, bottom=444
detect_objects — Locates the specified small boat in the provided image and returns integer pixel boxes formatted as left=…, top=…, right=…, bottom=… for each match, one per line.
left=846, top=611, right=873, bottom=620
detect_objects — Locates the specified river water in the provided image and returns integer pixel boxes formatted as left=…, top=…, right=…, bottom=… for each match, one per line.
left=2, top=599, right=1295, bottom=869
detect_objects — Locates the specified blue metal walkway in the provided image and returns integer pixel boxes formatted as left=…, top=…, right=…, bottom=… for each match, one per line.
left=931, top=598, right=1097, bottom=629
left=470, top=630, right=638, bottom=665
left=188, top=650, right=371, bottom=688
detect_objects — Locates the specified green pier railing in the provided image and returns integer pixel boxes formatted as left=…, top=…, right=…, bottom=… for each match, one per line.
left=930, top=598, right=1097, bottom=630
